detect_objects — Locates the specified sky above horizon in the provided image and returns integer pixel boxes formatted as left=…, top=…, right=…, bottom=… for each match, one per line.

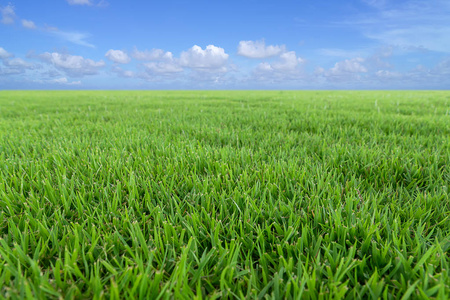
left=1, top=0, right=449, bottom=89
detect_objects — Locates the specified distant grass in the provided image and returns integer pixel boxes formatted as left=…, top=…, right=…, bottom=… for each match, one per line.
left=0, top=91, right=449, bottom=299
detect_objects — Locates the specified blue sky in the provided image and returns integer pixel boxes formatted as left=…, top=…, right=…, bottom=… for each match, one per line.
left=1, top=0, right=449, bottom=89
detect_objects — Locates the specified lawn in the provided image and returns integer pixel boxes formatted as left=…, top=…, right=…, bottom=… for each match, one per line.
left=0, top=91, right=449, bottom=299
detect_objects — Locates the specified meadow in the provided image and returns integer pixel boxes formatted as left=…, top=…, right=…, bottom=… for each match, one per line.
left=0, top=90, right=449, bottom=299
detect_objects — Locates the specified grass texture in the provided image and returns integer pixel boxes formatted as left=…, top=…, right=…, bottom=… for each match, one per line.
left=0, top=91, right=449, bottom=299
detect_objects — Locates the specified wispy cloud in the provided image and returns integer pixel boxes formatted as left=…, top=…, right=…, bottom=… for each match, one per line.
left=317, top=48, right=369, bottom=59
left=66, top=0, right=109, bottom=7
left=47, top=30, right=95, bottom=48
left=347, top=1, right=450, bottom=53
left=66, top=0, right=92, bottom=6
left=1, top=4, right=94, bottom=48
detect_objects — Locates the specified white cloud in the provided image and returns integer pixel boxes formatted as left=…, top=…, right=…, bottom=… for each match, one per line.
left=1, top=4, right=15, bottom=24
left=131, top=48, right=183, bottom=76
left=237, top=40, right=285, bottom=58
left=0, top=55, right=38, bottom=76
left=328, top=58, right=367, bottom=75
left=105, top=49, right=131, bottom=64
left=180, top=45, right=229, bottom=69
left=314, top=57, right=368, bottom=83
left=252, top=51, right=305, bottom=83
left=257, top=62, right=273, bottom=71
left=132, top=48, right=173, bottom=61
left=143, top=61, right=183, bottom=74
left=0, top=47, right=13, bottom=59
left=21, top=19, right=36, bottom=29
left=255, top=51, right=305, bottom=74
left=67, top=0, right=92, bottom=5
left=272, top=51, right=305, bottom=71
left=38, top=52, right=105, bottom=77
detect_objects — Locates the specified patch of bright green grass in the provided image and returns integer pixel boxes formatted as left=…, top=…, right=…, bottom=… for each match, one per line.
left=0, top=91, right=449, bottom=299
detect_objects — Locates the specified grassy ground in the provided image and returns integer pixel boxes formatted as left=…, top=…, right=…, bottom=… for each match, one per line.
left=0, top=91, right=449, bottom=299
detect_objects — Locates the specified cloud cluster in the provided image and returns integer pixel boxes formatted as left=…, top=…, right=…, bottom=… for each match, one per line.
left=314, top=58, right=368, bottom=83
left=240, top=40, right=306, bottom=82
left=38, top=52, right=105, bottom=77
left=0, top=47, right=38, bottom=76
left=328, top=58, right=367, bottom=75
left=114, top=45, right=231, bottom=81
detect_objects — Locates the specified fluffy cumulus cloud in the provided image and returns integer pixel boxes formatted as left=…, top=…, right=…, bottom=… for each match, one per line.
left=251, top=50, right=306, bottom=84
left=132, top=48, right=174, bottom=61
left=21, top=19, right=36, bottom=29
left=1, top=3, right=15, bottom=24
left=66, top=0, right=92, bottom=5
left=38, top=52, right=105, bottom=77
left=105, top=49, right=131, bottom=64
left=272, top=51, right=305, bottom=71
left=237, top=40, right=285, bottom=59
left=255, top=51, right=304, bottom=74
left=180, top=45, right=229, bottom=69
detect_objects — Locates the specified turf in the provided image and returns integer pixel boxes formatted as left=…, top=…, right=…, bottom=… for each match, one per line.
left=0, top=91, right=449, bottom=299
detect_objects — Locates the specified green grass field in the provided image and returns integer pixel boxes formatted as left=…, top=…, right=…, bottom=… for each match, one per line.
left=0, top=91, right=449, bottom=299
